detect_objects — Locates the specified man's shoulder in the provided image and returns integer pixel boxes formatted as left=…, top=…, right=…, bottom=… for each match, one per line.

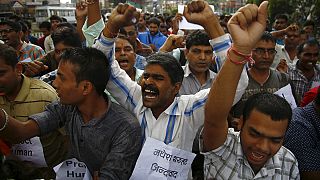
left=276, top=146, right=299, bottom=165
left=29, top=77, right=57, bottom=97
left=108, top=102, right=140, bottom=127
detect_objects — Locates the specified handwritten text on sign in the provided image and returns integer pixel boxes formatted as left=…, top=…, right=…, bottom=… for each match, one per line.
left=54, top=158, right=92, bottom=180
left=130, top=137, right=196, bottom=179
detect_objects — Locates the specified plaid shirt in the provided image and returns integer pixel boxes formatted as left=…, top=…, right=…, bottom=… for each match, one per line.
left=289, top=62, right=320, bottom=104
left=17, top=42, right=45, bottom=62
left=201, top=129, right=300, bottom=180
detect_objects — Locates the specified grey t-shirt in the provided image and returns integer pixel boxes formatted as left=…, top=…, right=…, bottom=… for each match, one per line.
left=232, top=69, right=289, bottom=118
left=30, top=97, right=141, bottom=179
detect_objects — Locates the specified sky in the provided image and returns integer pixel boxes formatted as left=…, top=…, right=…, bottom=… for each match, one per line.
left=60, top=0, right=71, bottom=3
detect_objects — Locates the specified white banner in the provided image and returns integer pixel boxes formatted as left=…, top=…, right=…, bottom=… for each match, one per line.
left=7, top=136, right=47, bottom=167
left=54, top=158, right=92, bottom=180
left=274, top=84, right=297, bottom=109
left=130, top=137, right=196, bottom=180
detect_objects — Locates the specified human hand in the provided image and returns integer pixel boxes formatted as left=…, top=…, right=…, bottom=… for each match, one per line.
left=171, top=13, right=183, bottom=34
left=276, top=59, right=288, bottom=73
left=285, top=24, right=300, bottom=34
left=106, top=3, right=140, bottom=34
left=76, top=1, right=88, bottom=20
left=159, top=34, right=185, bottom=52
left=227, top=1, right=268, bottom=54
left=23, top=61, right=48, bottom=77
left=183, top=0, right=217, bottom=29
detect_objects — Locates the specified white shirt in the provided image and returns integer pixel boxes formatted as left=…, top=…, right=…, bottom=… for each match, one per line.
left=271, top=44, right=299, bottom=70
left=93, top=33, right=248, bottom=151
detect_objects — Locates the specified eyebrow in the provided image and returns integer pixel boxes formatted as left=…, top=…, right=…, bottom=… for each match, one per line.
left=249, top=127, right=284, bottom=140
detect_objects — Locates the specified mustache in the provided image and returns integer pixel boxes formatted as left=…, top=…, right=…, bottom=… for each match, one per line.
left=142, top=84, right=159, bottom=94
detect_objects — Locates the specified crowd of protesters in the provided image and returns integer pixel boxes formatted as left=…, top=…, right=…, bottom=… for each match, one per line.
left=0, top=0, right=319, bottom=179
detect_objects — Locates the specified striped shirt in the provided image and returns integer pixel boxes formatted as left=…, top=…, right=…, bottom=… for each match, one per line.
left=17, top=41, right=45, bottom=62
left=93, top=33, right=248, bottom=151
left=201, top=128, right=300, bottom=180
left=0, top=75, right=68, bottom=168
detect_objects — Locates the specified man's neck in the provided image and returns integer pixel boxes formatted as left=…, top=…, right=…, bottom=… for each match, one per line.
left=284, top=45, right=297, bottom=60
left=126, top=68, right=136, bottom=81
left=249, top=68, right=270, bottom=85
left=13, top=41, right=23, bottom=51
left=297, top=62, right=315, bottom=80
left=5, top=75, right=23, bottom=101
left=78, top=94, right=109, bottom=124
left=151, top=98, right=175, bottom=119
left=190, top=68, right=208, bottom=85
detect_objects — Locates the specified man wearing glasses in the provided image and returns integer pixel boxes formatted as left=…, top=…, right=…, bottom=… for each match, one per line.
left=231, top=32, right=290, bottom=129
left=0, top=21, right=45, bottom=62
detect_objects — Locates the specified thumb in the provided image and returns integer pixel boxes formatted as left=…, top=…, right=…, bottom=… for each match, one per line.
left=257, top=1, right=268, bottom=26
left=183, top=5, right=190, bottom=21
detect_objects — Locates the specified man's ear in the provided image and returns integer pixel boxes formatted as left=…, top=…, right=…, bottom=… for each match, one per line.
left=81, top=80, right=93, bottom=96
left=15, top=62, right=23, bottom=74
left=184, top=48, right=189, bottom=57
left=173, top=82, right=181, bottom=96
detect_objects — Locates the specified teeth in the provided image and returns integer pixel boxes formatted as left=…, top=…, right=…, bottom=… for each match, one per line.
left=145, top=95, right=156, bottom=99
left=251, top=152, right=264, bottom=160
left=145, top=89, right=156, bottom=93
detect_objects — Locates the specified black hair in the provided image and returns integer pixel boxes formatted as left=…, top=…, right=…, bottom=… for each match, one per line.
left=0, top=44, right=18, bottom=68
left=51, top=24, right=81, bottom=48
left=50, top=15, right=63, bottom=23
left=186, top=30, right=211, bottom=49
left=260, top=31, right=276, bottom=44
left=59, top=47, right=110, bottom=96
left=243, top=92, right=292, bottom=123
left=275, top=14, right=289, bottom=22
left=148, top=17, right=161, bottom=27
left=18, top=21, right=28, bottom=33
left=0, top=20, right=22, bottom=32
left=39, top=21, right=51, bottom=30
left=116, top=34, right=136, bottom=52
left=297, top=39, right=320, bottom=55
left=146, top=52, right=184, bottom=85
left=303, top=20, right=315, bottom=28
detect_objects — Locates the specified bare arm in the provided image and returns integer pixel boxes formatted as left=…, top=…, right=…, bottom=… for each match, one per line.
left=0, top=109, right=39, bottom=144
left=158, top=34, right=185, bottom=52
left=203, top=1, right=269, bottom=151
left=87, top=0, right=101, bottom=26
left=75, top=1, right=87, bottom=42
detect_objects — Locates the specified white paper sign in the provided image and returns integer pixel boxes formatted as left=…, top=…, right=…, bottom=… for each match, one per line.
left=177, top=5, right=215, bottom=30
left=130, top=137, right=196, bottom=180
left=7, top=136, right=47, bottom=167
left=21, top=57, right=32, bottom=62
left=311, top=81, right=320, bottom=89
left=54, top=158, right=92, bottom=180
left=274, top=84, right=297, bottom=109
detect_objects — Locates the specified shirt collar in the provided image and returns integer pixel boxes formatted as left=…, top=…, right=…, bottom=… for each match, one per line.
left=14, top=74, right=31, bottom=102
left=183, top=64, right=215, bottom=79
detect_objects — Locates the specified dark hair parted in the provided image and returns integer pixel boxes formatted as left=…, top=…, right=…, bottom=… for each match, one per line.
left=59, top=47, right=110, bottom=96
left=186, top=30, right=211, bottom=49
left=146, top=52, right=184, bottom=85
left=243, top=92, right=292, bottom=123
left=0, top=44, right=18, bottom=68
